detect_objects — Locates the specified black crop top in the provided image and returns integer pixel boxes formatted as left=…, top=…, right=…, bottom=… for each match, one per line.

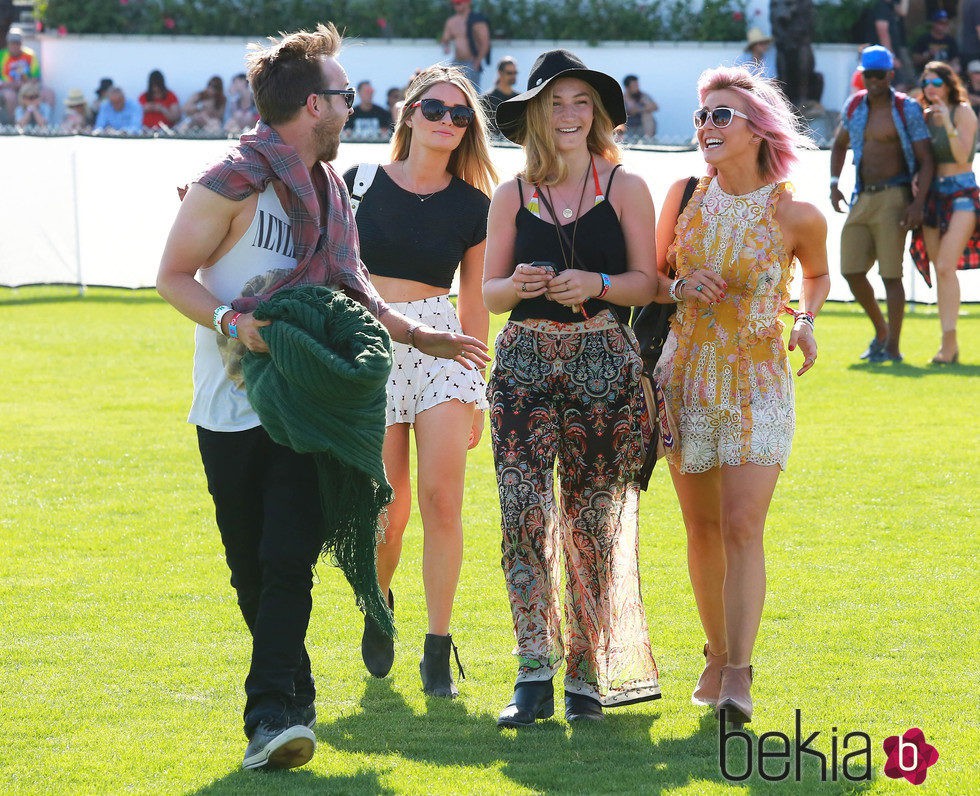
left=510, top=167, right=630, bottom=323
left=343, top=165, right=490, bottom=290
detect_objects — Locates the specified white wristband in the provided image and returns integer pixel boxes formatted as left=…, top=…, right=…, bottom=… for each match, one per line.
left=830, top=176, right=839, bottom=187
left=212, top=305, right=233, bottom=334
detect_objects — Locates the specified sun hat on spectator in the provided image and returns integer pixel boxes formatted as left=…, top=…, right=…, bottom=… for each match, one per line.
left=7, top=26, right=23, bottom=42
left=860, top=46, right=894, bottom=71
left=495, top=49, right=626, bottom=144
left=931, top=10, right=948, bottom=22
left=94, top=78, right=113, bottom=96
left=65, top=88, right=87, bottom=107
left=745, top=28, right=773, bottom=51
left=968, top=60, right=980, bottom=74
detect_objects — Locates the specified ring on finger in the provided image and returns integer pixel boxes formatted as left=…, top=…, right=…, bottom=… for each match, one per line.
left=696, top=284, right=704, bottom=292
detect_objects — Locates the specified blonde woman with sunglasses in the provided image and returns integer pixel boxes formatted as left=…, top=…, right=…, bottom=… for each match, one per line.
left=653, top=66, right=830, bottom=726
left=343, top=64, right=497, bottom=697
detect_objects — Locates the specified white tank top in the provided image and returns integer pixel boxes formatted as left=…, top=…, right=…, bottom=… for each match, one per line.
left=188, top=184, right=297, bottom=431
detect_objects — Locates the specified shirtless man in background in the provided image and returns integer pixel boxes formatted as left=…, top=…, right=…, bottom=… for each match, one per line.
left=440, top=0, right=490, bottom=89
left=830, top=45, right=934, bottom=363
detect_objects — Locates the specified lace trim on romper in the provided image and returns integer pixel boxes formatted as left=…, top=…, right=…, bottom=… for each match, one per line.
left=653, top=176, right=796, bottom=474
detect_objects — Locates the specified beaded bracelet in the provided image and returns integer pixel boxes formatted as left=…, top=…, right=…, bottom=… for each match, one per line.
left=212, top=304, right=233, bottom=334
left=793, top=310, right=815, bottom=327
left=228, top=312, right=242, bottom=339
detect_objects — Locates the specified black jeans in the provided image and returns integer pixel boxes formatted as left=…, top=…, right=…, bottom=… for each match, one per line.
left=197, top=425, right=323, bottom=735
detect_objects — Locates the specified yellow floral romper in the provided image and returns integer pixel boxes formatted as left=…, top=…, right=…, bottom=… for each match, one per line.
left=653, top=176, right=795, bottom=474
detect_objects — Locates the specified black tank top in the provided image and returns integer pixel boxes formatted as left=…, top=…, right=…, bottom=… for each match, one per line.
left=510, top=166, right=629, bottom=323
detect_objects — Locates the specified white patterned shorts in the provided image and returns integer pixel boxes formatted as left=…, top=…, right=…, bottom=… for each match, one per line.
left=386, top=296, right=488, bottom=426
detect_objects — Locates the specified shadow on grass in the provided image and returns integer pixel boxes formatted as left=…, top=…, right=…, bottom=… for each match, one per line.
left=303, top=678, right=875, bottom=794
left=846, top=360, right=980, bottom=378
left=190, top=767, right=394, bottom=795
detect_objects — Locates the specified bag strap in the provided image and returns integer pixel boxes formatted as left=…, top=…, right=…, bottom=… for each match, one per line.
left=349, top=162, right=379, bottom=216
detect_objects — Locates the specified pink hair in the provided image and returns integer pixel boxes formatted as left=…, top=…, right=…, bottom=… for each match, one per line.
left=697, top=66, right=813, bottom=183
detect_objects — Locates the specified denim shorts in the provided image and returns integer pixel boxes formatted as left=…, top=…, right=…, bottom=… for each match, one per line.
left=933, top=172, right=978, bottom=211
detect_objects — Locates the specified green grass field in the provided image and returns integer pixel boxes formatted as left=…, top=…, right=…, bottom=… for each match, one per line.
left=0, top=287, right=976, bottom=795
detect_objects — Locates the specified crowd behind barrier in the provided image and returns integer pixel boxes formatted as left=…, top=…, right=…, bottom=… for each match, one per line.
left=3, top=134, right=976, bottom=305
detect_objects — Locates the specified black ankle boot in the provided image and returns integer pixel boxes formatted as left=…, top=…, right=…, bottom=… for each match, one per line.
left=419, top=633, right=464, bottom=698
left=361, top=590, right=394, bottom=678
left=497, top=679, right=555, bottom=728
left=565, top=691, right=604, bottom=722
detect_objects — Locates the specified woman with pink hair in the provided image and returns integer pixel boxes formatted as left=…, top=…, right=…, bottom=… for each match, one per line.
left=652, top=66, right=831, bottom=725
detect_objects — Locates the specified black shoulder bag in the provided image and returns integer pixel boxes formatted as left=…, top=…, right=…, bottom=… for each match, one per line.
left=631, top=176, right=698, bottom=488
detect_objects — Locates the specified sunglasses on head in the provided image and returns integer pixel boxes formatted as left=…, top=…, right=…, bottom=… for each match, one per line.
left=920, top=77, right=944, bottom=88
left=310, top=88, right=356, bottom=109
left=862, top=69, right=888, bottom=80
left=409, top=98, right=475, bottom=127
left=693, top=106, right=749, bottom=129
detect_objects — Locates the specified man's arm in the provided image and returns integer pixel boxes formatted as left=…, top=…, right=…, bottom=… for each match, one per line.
left=829, top=124, right=850, bottom=213
left=471, top=18, right=490, bottom=67
left=157, top=183, right=271, bottom=352
left=905, top=137, right=934, bottom=228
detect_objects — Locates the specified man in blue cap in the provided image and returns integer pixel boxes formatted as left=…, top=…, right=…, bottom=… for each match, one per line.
left=911, top=10, right=959, bottom=74
left=829, top=45, right=934, bottom=364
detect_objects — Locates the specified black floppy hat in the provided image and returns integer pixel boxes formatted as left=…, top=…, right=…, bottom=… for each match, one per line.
left=495, top=49, right=627, bottom=144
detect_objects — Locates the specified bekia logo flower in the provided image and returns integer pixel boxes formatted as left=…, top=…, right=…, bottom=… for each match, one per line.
left=883, top=728, right=938, bottom=785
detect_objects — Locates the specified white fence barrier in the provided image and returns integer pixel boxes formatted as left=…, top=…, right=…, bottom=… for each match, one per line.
left=2, top=135, right=976, bottom=303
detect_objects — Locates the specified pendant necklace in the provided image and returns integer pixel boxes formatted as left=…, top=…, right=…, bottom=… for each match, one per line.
left=548, top=156, right=592, bottom=274
left=545, top=156, right=592, bottom=226
left=402, top=161, right=438, bottom=202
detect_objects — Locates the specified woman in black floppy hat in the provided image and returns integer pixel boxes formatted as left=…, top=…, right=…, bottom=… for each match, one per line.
left=484, top=49, right=681, bottom=727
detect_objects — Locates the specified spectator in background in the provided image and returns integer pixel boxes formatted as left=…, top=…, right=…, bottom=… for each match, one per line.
left=94, top=86, right=143, bottom=134
left=93, top=77, right=113, bottom=114
left=140, top=69, right=180, bottom=130
left=622, top=74, right=658, bottom=139
left=735, top=28, right=776, bottom=80
left=224, top=72, right=258, bottom=134
left=481, top=56, right=517, bottom=135
left=386, top=85, right=405, bottom=125
left=965, top=60, right=980, bottom=116
left=344, top=80, right=392, bottom=140
left=14, top=81, right=49, bottom=130
left=440, top=0, right=490, bottom=89
left=60, top=88, right=93, bottom=133
left=177, top=75, right=226, bottom=134
left=961, top=0, right=980, bottom=75
left=911, top=11, right=959, bottom=75
left=1, top=27, right=53, bottom=123
left=871, top=0, right=912, bottom=90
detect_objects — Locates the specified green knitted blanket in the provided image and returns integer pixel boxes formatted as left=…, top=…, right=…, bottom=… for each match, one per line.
left=242, top=285, right=395, bottom=637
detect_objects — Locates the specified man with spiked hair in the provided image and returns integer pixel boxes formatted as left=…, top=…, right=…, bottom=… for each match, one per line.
left=157, top=23, right=488, bottom=771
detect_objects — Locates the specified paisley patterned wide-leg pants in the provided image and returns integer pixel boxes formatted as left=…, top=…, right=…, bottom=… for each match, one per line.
left=488, top=314, right=661, bottom=706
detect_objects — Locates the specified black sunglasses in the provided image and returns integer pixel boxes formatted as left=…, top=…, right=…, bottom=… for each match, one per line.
left=409, top=98, right=475, bottom=127
left=920, top=77, right=945, bottom=88
left=862, top=69, right=888, bottom=80
left=693, top=106, right=749, bottom=129
left=309, top=88, right=355, bottom=109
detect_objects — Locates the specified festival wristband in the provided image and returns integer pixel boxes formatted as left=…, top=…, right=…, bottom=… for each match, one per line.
left=596, top=273, right=611, bottom=299
left=212, top=305, right=233, bottom=334
left=228, top=312, right=242, bottom=339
